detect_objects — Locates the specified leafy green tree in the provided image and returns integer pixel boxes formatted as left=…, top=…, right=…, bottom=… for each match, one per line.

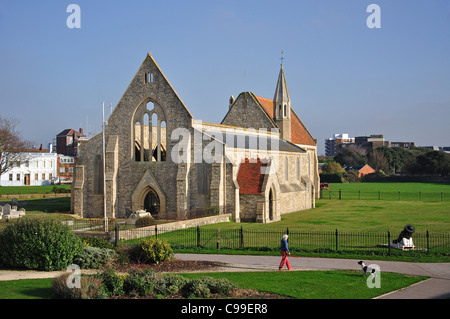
left=334, top=147, right=367, bottom=166
left=321, top=161, right=345, bottom=174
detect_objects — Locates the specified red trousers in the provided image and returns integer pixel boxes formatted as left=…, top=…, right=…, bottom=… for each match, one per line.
left=279, top=251, right=292, bottom=270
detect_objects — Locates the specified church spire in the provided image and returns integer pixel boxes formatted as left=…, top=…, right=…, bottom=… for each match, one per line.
left=273, top=52, right=291, bottom=141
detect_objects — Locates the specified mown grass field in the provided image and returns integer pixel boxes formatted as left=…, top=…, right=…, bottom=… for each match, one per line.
left=146, top=182, right=449, bottom=261
left=197, top=199, right=449, bottom=234
left=0, top=185, right=71, bottom=195
left=180, top=270, right=427, bottom=299
left=321, top=182, right=450, bottom=201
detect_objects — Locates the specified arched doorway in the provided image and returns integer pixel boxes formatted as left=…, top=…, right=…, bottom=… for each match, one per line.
left=144, top=188, right=160, bottom=217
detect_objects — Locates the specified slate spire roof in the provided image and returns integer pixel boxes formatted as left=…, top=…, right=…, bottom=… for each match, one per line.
left=273, top=64, right=291, bottom=109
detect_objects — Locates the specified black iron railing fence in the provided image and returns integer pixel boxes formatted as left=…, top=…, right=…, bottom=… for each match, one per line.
left=321, top=189, right=450, bottom=201
left=115, top=226, right=450, bottom=256
left=62, top=214, right=449, bottom=256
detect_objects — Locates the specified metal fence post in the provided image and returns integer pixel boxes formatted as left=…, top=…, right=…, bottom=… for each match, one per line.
left=197, top=226, right=201, bottom=248
left=387, top=230, right=391, bottom=256
left=115, top=223, right=119, bottom=247
left=239, top=226, right=243, bottom=248
left=217, top=228, right=220, bottom=249
left=335, top=229, right=338, bottom=251
left=155, top=224, right=158, bottom=239
left=426, top=230, right=430, bottom=254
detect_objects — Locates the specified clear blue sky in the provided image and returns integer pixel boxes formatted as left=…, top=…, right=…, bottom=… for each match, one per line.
left=1, top=0, right=449, bottom=155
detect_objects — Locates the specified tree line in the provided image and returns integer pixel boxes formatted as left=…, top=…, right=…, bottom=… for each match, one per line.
left=320, top=146, right=450, bottom=183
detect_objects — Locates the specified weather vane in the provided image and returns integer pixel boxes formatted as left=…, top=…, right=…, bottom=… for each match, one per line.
left=280, top=51, right=285, bottom=65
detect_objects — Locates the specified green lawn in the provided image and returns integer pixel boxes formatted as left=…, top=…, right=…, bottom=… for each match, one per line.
left=198, top=199, right=450, bottom=234
left=0, top=185, right=71, bottom=195
left=0, top=271, right=427, bottom=299
left=0, top=278, right=54, bottom=299
left=180, top=270, right=427, bottom=299
left=322, top=182, right=450, bottom=201
left=324, top=182, right=450, bottom=192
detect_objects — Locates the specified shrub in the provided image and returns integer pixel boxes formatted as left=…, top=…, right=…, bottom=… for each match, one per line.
left=52, top=273, right=108, bottom=299
left=99, top=268, right=126, bottom=297
left=80, top=236, right=114, bottom=249
left=52, top=187, right=71, bottom=194
left=201, top=277, right=236, bottom=295
left=154, top=274, right=189, bottom=295
left=113, top=244, right=132, bottom=266
left=131, top=238, right=173, bottom=265
left=123, top=269, right=156, bottom=297
left=182, top=278, right=211, bottom=298
left=0, top=217, right=83, bottom=271
left=181, top=276, right=236, bottom=298
left=135, top=215, right=156, bottom=228
left=73, top=246, right=116, bottom=269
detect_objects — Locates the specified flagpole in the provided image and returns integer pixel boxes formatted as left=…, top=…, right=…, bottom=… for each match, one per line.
left=102, top=102, right=108, bottom=232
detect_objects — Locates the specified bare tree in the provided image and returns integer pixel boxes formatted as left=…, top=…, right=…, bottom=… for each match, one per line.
left=0, top=116, right=32, bottom=181
left=368, top=149, right=389, bottom=173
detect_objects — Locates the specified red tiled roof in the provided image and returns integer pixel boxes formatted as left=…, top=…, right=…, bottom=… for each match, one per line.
left=255, top=96, right=316, bottom=146
left=237, top=158, right=268, bottom=194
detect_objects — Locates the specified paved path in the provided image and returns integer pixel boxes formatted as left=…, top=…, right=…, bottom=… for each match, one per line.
left=1, top=254, right=448, bottom=299
left=175, top=254, right=450, bottom=299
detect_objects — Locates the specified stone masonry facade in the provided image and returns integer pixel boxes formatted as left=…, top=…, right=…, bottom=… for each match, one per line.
left=72, top=53, right=319, bottom=223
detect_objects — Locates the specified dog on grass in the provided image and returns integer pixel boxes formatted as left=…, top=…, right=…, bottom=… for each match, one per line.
left=357, top=261, right=377, bottom=277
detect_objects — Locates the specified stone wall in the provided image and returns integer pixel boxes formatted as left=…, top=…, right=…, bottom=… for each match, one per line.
left=118, top=214, right=231, bottom=241
left=221, top=92, right=276, bottom=130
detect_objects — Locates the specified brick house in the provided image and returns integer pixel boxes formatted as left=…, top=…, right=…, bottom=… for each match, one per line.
left=343, top=164, right=376, bottom=177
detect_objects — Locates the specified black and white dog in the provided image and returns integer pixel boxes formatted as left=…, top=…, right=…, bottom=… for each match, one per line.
left=357, top=261, right=377, bottom=277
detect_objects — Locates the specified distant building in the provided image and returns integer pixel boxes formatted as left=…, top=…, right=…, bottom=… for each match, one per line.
left=57, top=155, right=77, bottom=184
left=353, top=134, right=389, bottom=152
left=325, top=134, right=354, bottom=156
left=390, top=142, right=415, bottom=149
left=326, top=133, right=415, bottom=155
left=56, top=128, right=85, bottom=156
left=0, top=145, right=57, bottom=186
left=343, top=164, right=375, bottom=177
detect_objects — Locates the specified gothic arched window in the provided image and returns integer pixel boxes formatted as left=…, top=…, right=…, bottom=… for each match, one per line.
left=133, top=100, right=167, bottom=162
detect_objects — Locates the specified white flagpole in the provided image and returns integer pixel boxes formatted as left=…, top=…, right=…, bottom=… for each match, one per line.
left=102, top=102, right=108, bottom=232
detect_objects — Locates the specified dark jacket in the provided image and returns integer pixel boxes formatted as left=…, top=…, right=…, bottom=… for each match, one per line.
left=280, top=238, right=290, bottom=253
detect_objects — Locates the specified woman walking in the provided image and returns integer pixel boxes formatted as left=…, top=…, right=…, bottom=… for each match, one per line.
left=279, top=234, right=292, bottom=271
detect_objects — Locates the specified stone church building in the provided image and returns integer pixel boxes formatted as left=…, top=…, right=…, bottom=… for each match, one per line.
left=72, top=53, right=319, bottom=223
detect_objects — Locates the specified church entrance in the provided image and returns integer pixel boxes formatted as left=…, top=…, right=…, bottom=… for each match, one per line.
left=144, top=188, right=160, bottom=217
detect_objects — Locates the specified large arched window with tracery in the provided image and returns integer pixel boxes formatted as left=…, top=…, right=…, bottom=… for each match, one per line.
left=133, top=100, right=167, bottom=162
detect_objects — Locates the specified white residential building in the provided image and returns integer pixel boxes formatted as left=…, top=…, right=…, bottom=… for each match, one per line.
left=0, top=152, right=58, bottom=186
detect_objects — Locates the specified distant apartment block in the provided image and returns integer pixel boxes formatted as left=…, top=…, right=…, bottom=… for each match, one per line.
left=325, top=133, right=415, bottom=156
left=391, top=142, right=415, bottom=149
left=325, top=134, right=355, bottom=156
